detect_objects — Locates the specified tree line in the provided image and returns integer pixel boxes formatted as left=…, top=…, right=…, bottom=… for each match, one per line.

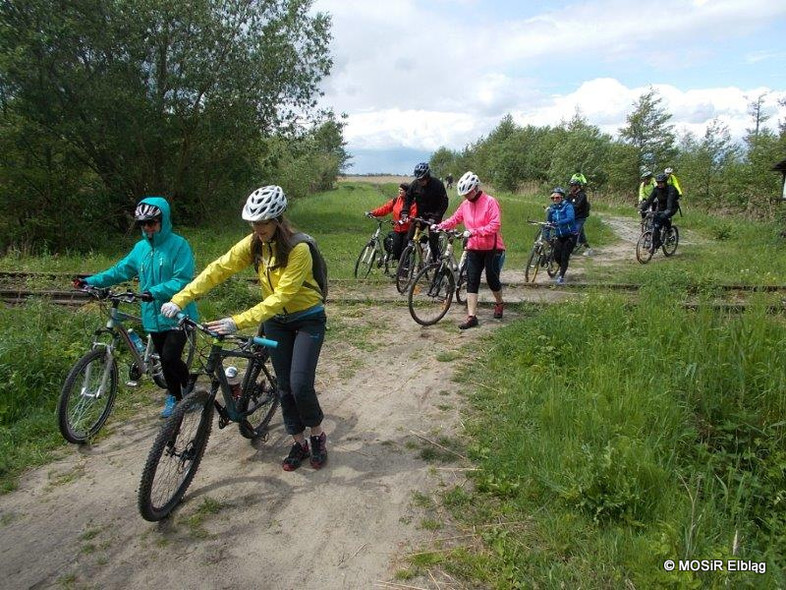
left=429, top=88, right=786, bottom=216
left=0, top=0, right=348, bottom=252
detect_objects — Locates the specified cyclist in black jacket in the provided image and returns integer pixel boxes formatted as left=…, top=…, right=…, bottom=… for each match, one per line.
left=401, top=162, right=449, bottom=262
left=567, top=176, right=592, bottom=256
left=639, top=173, right=679, bottom=249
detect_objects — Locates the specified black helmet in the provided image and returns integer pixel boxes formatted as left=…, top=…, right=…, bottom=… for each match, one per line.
left=655, top=173, right=668, bottom=183
left=551, top=187, right=566, bottom=197
left=414, top=162, right=430, bottom=179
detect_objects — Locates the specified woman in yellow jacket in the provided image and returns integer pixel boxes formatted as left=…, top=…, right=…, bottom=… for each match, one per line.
left=161, top=185, right=327, bottom=471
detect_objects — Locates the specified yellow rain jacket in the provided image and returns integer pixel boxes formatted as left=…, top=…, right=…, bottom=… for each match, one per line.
left=172, top=234, right=321, bottom=330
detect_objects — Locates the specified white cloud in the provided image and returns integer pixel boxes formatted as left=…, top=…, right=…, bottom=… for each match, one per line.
left=311, top=0, right=786, bottom=172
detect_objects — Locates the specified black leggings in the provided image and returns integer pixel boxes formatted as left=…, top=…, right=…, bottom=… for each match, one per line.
left=553, top=235, right=576, bottom=278
left=465, top=250, right=504, bottom=294
left=263, top=311, right=326, bottom=436
left=150, top=329, right=189, bottom=400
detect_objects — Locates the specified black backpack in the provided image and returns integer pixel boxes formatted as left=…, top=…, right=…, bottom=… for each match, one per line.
left=292, top=232, right=328, bottom=302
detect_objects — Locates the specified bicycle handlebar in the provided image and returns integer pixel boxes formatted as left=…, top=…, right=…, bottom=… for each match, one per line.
left=527, top=219, right=556, bottom=229
left=175, top=313, right=278, bottom=349
left=78, top=285, right=146, bottom=303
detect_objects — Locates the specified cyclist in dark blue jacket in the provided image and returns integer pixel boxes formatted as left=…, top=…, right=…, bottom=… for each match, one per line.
left=544, top=187, right=578, bottom=285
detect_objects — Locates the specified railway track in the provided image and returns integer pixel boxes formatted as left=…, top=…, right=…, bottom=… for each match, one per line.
left=2, top=271, right=785, bottom=312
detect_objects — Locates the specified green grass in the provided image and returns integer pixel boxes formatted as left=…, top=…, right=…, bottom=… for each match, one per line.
left=441, top=290, right=786, bottom=587
left=2, top=182, right=786, bottom=587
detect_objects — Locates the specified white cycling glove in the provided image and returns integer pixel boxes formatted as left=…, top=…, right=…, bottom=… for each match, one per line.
left=208, top=317, right=238, bottom=335
left=462, top=230, right=472, bottom=238
left=430, top=224, right=439, bottom=231
left=161, top=302, right=181, bottom=318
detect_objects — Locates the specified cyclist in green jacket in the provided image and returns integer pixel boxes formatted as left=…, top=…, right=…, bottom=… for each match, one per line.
left=638, top=170, right=656, bottom=205
left=664, top=167, right=683, bottom=197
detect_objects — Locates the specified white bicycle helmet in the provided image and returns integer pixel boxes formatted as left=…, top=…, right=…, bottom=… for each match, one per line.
left=457, top=171, right=481, bottom=196
left=242, top=185, right=287, bottom=222
left=664, top=167, right=673, bottom=175
left=134, top=202, right=162, bottom=221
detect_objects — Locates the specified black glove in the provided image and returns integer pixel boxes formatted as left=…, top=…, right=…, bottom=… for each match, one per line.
left=140, top=291, right=154, bottom=302
left=72, top=277, right=87, bottom=289
left=639, top=209, right=646, bottom=219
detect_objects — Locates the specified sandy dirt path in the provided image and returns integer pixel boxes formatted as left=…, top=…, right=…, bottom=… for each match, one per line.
left=0, top=213, right=653, bottom=590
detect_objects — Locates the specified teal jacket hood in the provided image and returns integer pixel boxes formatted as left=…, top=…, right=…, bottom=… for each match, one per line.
left=84, top=196, right=198, bottom=332
left=139, top=196, right=173, bottom=247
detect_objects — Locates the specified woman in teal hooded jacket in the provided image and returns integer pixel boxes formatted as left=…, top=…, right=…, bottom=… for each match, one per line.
left=75, top=196, right=198, bottom=417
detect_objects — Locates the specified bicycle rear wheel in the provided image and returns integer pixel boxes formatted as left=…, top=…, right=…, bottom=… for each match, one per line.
left=662, top=226, right=679, bottom=256
left=354, top=242, right=377, bottom=279
left=150, top=326, right=197, bottom=389
left=237, top=350, right=279, bottom=439
left=636, top=231, right=654, bottom=264
left=58, top=348, right=118, bottom=444
left=138, top=387, right=214, bottom=521
left=524, top=244, right=541, bottom=283
left=396, top=244, right=416, bottom=293
left=408, top=263, right=455, bottom=326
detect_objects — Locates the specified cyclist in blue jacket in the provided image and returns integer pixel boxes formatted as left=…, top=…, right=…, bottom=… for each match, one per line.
left=544, top=187, right=578, bottom=285
left=74, top=197, right=198, bottom=418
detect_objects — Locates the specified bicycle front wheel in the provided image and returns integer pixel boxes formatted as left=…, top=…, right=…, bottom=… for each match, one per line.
left=662, top=226, right=679, bottom=256
left=237, top=351, right=279, bottom=439
left=545, top=249, right=559, bottom=278
left=524, top=244, right=541, bottom=283
left=138, top=387, right=214, bottom=521
left=408, top=263, right=455, bottom=326
left=354, top=242, right=377, bottom=279
left=396, top=245, right=416, bottom=294
left=636, top=231, right=654, bottom=264
left=455, top=265, right=467, bottom=304
left=58, top=348, right=118, bottom=444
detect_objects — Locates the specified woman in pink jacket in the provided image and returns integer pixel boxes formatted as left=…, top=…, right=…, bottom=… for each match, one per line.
left=435, top=171, right=505, bottom=329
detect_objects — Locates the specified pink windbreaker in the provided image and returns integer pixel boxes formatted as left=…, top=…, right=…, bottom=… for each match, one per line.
left=437, top=192, right=505, bottom=251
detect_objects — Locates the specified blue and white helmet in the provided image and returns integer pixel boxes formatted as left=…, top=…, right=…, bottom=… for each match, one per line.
left=242, top=186, right=288, bottom=222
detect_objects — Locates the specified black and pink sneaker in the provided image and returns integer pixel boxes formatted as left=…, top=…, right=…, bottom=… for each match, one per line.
left=282, top=440, right=310, bottom=472
left=309, top=432, right=328, bottom=469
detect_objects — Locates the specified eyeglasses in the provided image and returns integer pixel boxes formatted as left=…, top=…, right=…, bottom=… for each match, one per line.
left=551, top=196, right=562, bottom=201
left=139, top=219, right=160, bottom=227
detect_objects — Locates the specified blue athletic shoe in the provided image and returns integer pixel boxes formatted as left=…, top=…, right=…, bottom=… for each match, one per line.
left=161, top=394, right=176, bottom=419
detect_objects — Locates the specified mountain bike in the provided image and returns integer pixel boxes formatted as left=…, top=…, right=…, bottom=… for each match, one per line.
left=396, top=217, right=441, bottom=294
left=636, top=211, right=679, bottom=264
left=407, top=229, right=468, bottom=326
left=138, top=315, right=279, bottom=521
left=354, top=213, right=396, bottom=278
left=58, top=286, right=197, bottom=444
left=524, top=220, right=558, bottom=283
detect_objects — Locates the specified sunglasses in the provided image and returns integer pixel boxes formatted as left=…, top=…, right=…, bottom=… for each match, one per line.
left=139, top=218, right=160, bottom=227
left=551, top=196, right=562, bottom=201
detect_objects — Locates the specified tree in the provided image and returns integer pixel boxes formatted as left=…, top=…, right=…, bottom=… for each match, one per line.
left=548, top=112, right=611, bottom=188
left=0, top=0, right=334, bottom=250
left=618, top=87, right=677, bottom=176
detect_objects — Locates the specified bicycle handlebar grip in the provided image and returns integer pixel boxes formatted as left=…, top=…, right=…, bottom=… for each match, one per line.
left=253, top=336, right=278, bottom=349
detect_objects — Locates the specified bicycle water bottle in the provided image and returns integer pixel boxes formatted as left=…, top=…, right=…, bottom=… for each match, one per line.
left=128, top=329, right=145, bottom=354
left=225, top=366, right=242, bottom=400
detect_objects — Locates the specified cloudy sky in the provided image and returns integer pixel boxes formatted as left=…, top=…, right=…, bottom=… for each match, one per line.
left=309, top=0, right=786, bottom=175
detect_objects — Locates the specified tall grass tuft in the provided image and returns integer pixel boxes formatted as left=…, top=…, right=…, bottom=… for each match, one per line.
left=454, top=292, right=786, bottom=587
